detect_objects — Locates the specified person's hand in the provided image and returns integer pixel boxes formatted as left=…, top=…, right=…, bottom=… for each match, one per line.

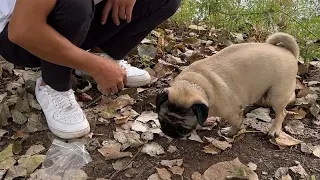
left=91, top=57, right=127, bottom=95
left=101, top=0, right=136, bottom=25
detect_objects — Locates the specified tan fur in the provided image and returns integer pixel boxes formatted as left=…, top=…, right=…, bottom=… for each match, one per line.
left=165, top=32, right=299, bottom=137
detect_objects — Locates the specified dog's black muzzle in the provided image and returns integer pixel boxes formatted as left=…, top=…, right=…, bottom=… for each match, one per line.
left=159, top=118, right=193, bottom=139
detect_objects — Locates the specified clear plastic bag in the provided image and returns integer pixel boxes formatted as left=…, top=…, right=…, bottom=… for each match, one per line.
left=36, top=139, right=92, bottom=179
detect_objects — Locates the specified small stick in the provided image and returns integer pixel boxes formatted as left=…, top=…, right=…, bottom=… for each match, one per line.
left=83, top=95, right=102, bottom=109
left=106, top=147, right=143, bottom=180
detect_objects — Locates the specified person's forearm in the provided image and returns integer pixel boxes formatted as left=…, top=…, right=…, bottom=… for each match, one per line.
left=8, top=0, right=102, bottom=76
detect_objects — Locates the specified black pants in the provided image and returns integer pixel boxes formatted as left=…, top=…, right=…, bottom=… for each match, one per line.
left=0, top=0, right=181, bottom=91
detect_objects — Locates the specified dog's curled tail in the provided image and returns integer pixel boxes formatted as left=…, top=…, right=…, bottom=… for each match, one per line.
left=266, top=32, right=299, bottom=60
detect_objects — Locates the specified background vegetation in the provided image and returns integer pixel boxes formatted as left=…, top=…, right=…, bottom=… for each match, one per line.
left=171, top=0, right=320, bottom=62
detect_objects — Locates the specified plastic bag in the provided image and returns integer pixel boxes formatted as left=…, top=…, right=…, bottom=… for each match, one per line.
left=34, top=139, right=92, bottom=179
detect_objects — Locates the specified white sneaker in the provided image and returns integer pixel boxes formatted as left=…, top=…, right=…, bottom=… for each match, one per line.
left=116, top=59, right=151, bottom=87
left=75, top=53, right=151, bottom=87
left=35, top=77, right=90, bottom=139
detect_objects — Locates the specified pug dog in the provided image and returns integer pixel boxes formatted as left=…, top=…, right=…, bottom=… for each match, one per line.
left=156, top=32, right=299, bottom=139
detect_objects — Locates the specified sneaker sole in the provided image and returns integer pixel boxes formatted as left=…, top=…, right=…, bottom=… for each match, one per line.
left=126, top=79, right=151, bottom=87
left=48, top=125, right=90, bottom=139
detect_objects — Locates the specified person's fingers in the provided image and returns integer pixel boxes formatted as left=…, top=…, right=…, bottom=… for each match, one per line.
left=117, top=81, right=124, bottom=91
left=119, top=4, right=126, bottom=20
left=125, top=2, right=134, bottom=23
left=101, top=1, right=113, bottom=24
left=112, top=1, right=120, bottom=25
left=110, top=85, right=119, bottom=94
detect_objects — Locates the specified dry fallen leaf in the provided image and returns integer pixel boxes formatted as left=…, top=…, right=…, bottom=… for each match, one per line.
left=147, top=173, right=161, bottom=180
left=204, top=137, right=232, bottom=150
left=131, top=121, right=150, bottom=133
left=310, top=103, right=320, bottom=118
left=18, top=155, right=46, bottom=174
left=188, top=131, right=204, bottom=143
left=112, top=158, right=133, bottom=171
left=295, top=94, right=318, bottom=105
left=284, top=120, right=304, bottom=135
left=0, top=129, right=8, bottom=140
left=167, top=145, right=178, bottom=153
left=5, top=165, right=28, bottom=179
left=312, top=146, right=320, bottom=158
left=191, top=172, right=202, bottom=180
left=243, top=118, right=270, bottom=134
left=281, top=174, right=293, bottom=180
left=0, top=157, right=16, bottom=170
left=300, top=143, right=315, bottom=154
left=289, top=161, right=309, bottom=179
left=124, top=131, right=144, bottom=148
left=169, top=166, right=184, bottom=176
left=247, top=162, right=257, bottom=171
left=25, top=144, right=45, bottom=156
left=202, top=144, right=221, bottom=155
left=141, top=142, right=165, bottom=157
left=189, top=25, right=206, bottom=31
left=98, top=140, right=132, bottom=160
left=0, top=170, right=6, bottom=179
left=156, top=168, right=171, bottom=180
left=270, top=131, right=303, bottom=148
left=294, top=108, right=307, bottom=120
left=93, top=95, right=135, bottom=119
left=141, top=131, right=154, bottom=141
left=160, top=159, right=183, bottom=168
left=11, top=110, right=27, bottom=125
left=246, top=108, right=272, bottom=122
left=63, top=169, right=88, bottom=180
left=136, top=111, right=159, bottom=125
left=202, top=158, right=258, bottom=180
left=0, top=144, right=13, bottom=162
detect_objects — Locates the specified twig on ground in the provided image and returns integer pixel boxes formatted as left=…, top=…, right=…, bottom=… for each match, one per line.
left=83, top=94, right=102, bottom=109
left=106, top=147, right=143, bottom=180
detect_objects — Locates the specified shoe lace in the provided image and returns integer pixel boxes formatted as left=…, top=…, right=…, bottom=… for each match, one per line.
left=47, top=88, right=78, bottom=110
left=118, top=60, right=132, bottom=70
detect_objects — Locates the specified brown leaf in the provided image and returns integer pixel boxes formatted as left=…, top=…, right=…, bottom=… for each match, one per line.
left=169, top=166, right=184, bottom=176
left=296, top=79, right=309, bottom=98
left=160, top=159, right=183, bottom=168
left=156, top=168, right=171, bottom=180
left=188, top=131, right=204, bottom=143
left=284, top=120, right=304, bottom=135
left=93, top=95, right=135, bottom=119
left=270, top=131, right=303, bottom=149
left=98, top=140, right=132, bottom=160
left=312, top=146, right=320, bottom=158
left=191, top=172, right=202, bottom=180
left=202, top=144, right=221, bottom=155
left=202, top=158, right=258, bottom=180
left=114, top=115, right=130, bottom=125
left=294, top=108, right=307, bottom=120
left=204, top=137, right=232, bottom=150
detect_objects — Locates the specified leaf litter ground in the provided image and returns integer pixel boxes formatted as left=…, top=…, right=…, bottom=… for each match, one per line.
left=0, top=21, right=320, bottom=179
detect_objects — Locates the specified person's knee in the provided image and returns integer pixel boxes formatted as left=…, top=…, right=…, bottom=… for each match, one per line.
left=66, top=0, right=93, bottom=23
left=166, top=0, right=182, bottom=16
left=53, top=0, right=93, bottom=26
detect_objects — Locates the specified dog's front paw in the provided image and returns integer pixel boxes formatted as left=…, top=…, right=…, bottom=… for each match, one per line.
left=268, top=125, right=281, bottom=138
left=220, top=127, right=239, bottom=137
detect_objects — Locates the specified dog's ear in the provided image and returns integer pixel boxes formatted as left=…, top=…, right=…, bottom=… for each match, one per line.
left=156, top=90, right=169, bottom=113
left=191, top=103, right=209, bottom=125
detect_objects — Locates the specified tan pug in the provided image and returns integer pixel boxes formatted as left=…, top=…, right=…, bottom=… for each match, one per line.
left=156, top=32, right=299, bottom=139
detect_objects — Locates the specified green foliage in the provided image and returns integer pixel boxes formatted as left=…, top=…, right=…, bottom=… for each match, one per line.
left=172, top=0, right=320, bottom=62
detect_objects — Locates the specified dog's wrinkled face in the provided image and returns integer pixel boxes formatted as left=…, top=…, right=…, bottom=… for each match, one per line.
left=156, top=90, right=209, bottom=138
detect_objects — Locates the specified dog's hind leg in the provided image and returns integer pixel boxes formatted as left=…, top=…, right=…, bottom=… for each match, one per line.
left=267, top=81, right=296, bottom=138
